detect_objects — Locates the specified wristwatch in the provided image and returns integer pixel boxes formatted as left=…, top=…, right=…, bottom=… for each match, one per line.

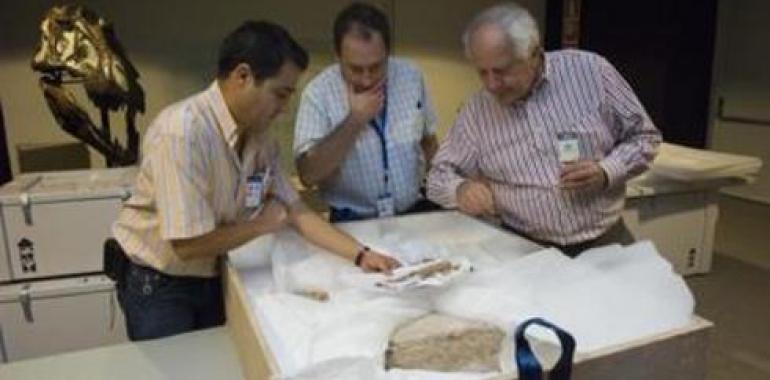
left=354, top=245, right=370, bottom=267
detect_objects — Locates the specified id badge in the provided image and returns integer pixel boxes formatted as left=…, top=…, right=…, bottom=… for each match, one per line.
left=245, top=174, right=264, bottom=209
left=376, top=195, right=395, bottom=217
left=557, top=132, right=580, bottom=162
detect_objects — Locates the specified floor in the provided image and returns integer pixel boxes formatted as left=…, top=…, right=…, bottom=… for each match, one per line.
left=686, top=195, right=770, bottom=380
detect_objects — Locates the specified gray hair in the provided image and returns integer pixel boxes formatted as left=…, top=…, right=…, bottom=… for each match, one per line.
left=462, top=2, right=540, bottom=60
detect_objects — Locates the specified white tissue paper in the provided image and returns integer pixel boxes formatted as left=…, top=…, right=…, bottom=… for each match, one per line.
left=245, top=213, right=694, bottom=379
left=434, top=241, right=695, bottom=353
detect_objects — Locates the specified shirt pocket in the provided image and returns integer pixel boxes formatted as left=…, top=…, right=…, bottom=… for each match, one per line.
left=552, top=112, right=614, bottom=161
left=479, top=131, right=549, bottom=186
left=390, top=98, right=425, bottom=146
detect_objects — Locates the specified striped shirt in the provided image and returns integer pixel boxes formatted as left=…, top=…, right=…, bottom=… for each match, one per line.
left=428, top=50, right=661, bottom=245
left=294, top=58, right=437, bottom=217
left=113, top=82, right=299, bottom=277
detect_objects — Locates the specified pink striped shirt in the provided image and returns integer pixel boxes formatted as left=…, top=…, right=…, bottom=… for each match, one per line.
left=113, top=82, right=299, bottom=277
left=428, top=50, right=661, bottom=245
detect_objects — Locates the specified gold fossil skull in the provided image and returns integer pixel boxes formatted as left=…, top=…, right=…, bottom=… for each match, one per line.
left=31, top=4, right=144, bottom=166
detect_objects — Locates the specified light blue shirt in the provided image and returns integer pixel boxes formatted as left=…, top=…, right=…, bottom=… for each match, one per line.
left=294, top=58, right=437, bottom=217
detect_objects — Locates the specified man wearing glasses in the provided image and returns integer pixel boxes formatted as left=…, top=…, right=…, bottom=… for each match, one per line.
left=294, top=2, right=440, bottom=222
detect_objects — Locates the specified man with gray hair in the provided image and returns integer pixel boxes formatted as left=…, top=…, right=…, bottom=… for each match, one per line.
left=428, top=2, right=662, bottom=257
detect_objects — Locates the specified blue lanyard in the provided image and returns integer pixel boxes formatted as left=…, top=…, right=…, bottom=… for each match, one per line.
left=370, top=94, right=390, bottom=196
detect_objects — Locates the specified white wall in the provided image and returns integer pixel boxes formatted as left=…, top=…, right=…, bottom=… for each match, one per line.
left=709, top=0, right=770, bottom=204
left=393, top=0, right=545, bottom=138
left=708, top=0, right=770, bottom=268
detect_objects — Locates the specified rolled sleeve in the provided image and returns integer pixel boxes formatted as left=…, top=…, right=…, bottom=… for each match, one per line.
left=266, top=141, right=301, bottom=206
left=427, top=105, right=479, bottom=207
left=420, top=75, right=438, bottom=136
left=294, top=90, right=331, bottom=158
left=598, top=155, right=627, bottom=189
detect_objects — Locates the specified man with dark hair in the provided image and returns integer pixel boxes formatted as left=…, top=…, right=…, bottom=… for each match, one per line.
left=332, top=2, right=391, bottom=55
left=294, top=2, right=440, bottom=222
left=113, top=21, right=398, bottom=341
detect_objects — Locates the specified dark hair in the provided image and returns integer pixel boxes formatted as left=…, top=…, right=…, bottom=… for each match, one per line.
left=217, top=21, right=309, bottom=80
left=333, top=2, right=391, bottom=55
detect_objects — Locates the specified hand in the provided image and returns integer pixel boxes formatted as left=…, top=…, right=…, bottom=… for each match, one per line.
left=347, top=79, right=385, bottom=126
left=250, top=198, right=289, bottom=234
left=456, top=179, right=496, bottom=216
left=560, top=160, right=607, bottom=189
left=359, top=249, right=401, bottom=274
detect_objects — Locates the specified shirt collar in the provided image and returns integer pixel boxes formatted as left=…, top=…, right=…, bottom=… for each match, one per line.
left=507, top=52, right=550, bottom=107
left=531, top=51, right=551, bottom=92
left=206, top=81, right=240, bottom=150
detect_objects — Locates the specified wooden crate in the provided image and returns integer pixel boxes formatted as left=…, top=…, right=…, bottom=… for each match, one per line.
left=226, top=261, right=711, bottom=380
left=224, top=262, right=280, bottom=379
left=225, top=212, right=713, bottom=380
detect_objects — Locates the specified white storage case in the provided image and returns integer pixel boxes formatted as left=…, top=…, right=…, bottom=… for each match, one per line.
left=0, top=168, right=136, bottom=282
left=0, top=274, right=126, bottom=362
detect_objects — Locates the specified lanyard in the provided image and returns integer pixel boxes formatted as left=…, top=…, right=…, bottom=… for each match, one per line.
left=369, top=94, right=390, bottom=196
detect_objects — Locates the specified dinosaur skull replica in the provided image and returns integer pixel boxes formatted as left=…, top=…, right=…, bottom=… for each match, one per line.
left=31, top=4, right=145, bottom=166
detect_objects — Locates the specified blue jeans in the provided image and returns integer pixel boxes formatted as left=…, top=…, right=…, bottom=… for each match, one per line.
left=117, top=262, right=224, bottom=341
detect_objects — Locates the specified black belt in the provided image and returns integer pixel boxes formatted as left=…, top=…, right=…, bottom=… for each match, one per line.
left=501, top=224, right=607, bottom=258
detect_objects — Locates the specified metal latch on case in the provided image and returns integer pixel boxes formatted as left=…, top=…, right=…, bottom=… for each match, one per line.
left=19, top=285, right=34, bottom=323
left=20, top=193, right=33, bottom=226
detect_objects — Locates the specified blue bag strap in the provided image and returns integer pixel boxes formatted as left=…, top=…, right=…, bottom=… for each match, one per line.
left=514, top=318, right=576, bottom=380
